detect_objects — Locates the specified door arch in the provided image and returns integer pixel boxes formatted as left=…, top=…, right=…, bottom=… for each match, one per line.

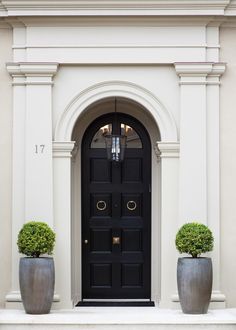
left=81, top=112, right=151, bottom=300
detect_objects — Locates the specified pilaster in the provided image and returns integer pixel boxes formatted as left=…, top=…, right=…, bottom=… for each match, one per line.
left=174, top=62, right=226, bottom=307
left=174, top=62, right=225, bottom=223
left=6, top=62, right=59, bottom=306
left=5, top=70, right=26, bottom=305
left=53, top=141, right=75, bottom=308
left=157, top=142, right=180, bottom=308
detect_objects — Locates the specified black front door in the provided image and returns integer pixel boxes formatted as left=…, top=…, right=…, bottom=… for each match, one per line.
left=82, top=112, right=151, bottom=299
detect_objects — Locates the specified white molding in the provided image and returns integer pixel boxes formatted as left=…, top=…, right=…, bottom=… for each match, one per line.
left=12, top=44, right=212, bottom=50
left=6, top=291, right=60, bottom=302
left=53, top=141, right=76, bottom=158
left=6, top=62, right=59, bottom=85
left=225, top=0, right=236, bottom=14
left=12, top=16, right=227, bottom=27
left=6, top=62, right=59, bottom=76
left=171, top=291, right=226, bottom=303
left=211, top=62, right=227, bottom=75
left=157, top=142, right=180, bottom=158
left=0, top=0, right=230, bottom=16
left=0, top=3, right=7, bottom=16
left=55, top=81, right=178, bottom=142
left=175, top=62, right=226, bottom=75
left=175, top=62, right=226, bottom=85
left=1, top=1, right=236, bottom=19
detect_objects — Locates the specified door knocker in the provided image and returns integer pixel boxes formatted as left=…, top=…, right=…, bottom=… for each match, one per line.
left=96, top=200, right=107, bottom=211
left=127, top=200, right=137, bottom=211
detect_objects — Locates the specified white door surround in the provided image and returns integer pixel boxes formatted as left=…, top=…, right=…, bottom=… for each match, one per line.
left=53, top=81, right=179, bottom=307
left=5, top=60, right=226, bottom=308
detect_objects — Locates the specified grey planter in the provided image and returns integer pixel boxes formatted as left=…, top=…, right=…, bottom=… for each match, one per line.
left=19, top=257, right=55, bottom=314
left=177, top=257, right=212, bottom=314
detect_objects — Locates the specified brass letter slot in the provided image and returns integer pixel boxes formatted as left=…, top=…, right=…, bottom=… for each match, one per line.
left=112, top=237, right=120, bottom=245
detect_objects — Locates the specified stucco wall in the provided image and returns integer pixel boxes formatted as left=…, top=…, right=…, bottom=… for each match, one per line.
left=220, top=27, right=236, bottom=308
left=0, top=26, right=12, bottom=308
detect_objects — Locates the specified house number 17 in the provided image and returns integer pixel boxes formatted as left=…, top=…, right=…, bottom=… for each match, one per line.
left=35, top=144, right=45, bottom=154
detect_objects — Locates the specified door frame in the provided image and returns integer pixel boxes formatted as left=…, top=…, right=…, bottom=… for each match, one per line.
left=71, top=97, right=162, bottom=306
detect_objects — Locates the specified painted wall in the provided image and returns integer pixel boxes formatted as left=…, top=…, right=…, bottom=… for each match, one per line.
left=53, top=65, right=179, bottom=137
left=0, top=26, right=12, bottom=308
left=0, top=16, right=226, bottom=308
left=220, top=27, right=236, bottom=308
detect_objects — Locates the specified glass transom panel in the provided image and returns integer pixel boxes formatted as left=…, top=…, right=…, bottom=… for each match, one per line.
left=90, top=123, right=142, bottom=149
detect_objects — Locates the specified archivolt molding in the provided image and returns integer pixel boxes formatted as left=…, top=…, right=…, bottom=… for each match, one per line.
left=54, top=80, right=178, bottom=143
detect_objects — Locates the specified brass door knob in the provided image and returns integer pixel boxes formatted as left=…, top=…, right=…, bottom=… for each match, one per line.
left=84, top=239, right=88, bottom=244
left=112, top=237, right=120, bottom=245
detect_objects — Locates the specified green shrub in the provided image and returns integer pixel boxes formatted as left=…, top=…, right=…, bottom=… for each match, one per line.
left=175, top=222, right=214, bottom=258
left=17, top=221, right=56, bottom=258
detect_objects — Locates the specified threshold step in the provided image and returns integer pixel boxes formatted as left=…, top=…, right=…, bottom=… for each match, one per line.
left=1, top=308, right=236, bottom=330
left=76, top=301, right=155, bottom=307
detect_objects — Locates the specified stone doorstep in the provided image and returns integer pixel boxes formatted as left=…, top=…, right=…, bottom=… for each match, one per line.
left=1, top=308, right=236, bottom=325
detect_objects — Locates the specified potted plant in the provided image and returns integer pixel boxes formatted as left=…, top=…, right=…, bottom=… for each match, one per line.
left=17, top=221, right=56, bottom=314
left=175, top=222, right=214, bottom=314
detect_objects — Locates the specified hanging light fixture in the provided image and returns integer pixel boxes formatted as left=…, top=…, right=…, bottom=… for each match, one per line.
left=105, top=134, right=126, bottom=162
left=104, top=99, right=127, bottom=162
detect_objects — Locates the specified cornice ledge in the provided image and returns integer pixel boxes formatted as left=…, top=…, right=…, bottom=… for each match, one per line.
left=225, top=0, right=236, bottom=14
left=174, top=62, right=226, bottom=76
left=6, top=62, right=59, bottom=76
left=211, top=62, right=227, bottom=76
left=0, top=2, right=7, bottom=16
left=53, top=141, right=76, bottom=158
left=0, top=0, right=231, bottom=16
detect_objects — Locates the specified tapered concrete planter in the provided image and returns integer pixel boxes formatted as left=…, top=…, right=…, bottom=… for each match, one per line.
left=177, top=257, right=212, bottom=314
left=19, top=257, right=55, bottom=314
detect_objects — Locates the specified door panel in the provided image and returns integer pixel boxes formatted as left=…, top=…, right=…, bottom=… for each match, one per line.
left=82, top=113, right=151, bottom=299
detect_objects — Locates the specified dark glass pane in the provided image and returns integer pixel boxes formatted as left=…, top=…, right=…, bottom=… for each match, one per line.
left=91, top=124, right=112, bottom=148
left=121, top=123, right=142, bottom=148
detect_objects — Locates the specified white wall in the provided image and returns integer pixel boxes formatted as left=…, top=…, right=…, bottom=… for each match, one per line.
left=53, top=65, right=179, bottom=138
left=0, top=26, right=12, bottom=308
left=3, top=16, right=225, bottom=308
left=220, top=27, right=236, bottom=308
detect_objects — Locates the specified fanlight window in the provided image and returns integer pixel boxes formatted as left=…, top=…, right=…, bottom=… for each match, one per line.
left=91, top=123, right=142, bottom=149
left=91, top=124, right=112, bottom=148
left=121, top=123, right=142, bottom=148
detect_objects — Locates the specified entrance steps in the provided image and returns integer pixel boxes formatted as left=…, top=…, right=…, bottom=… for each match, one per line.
left=1, top=307, right=236, bottom=330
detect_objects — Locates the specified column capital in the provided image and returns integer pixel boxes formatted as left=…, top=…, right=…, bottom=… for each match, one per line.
left=53, top=141, right=75, bottom=158
left=6, top=62, right=59, bottom=85
left=157, top=142, right=180, bottom=158
left=174, top=62, right=226, bottom=85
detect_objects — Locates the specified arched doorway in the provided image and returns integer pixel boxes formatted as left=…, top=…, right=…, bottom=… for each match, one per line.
left=53, top=85, right=178, bottom=308
left=81, top=112, right=151, bottom=301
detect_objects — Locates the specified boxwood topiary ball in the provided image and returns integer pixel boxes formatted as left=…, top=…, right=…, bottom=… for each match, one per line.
left=175, top=222, right=213, bottom=258
left=17, top=221, right=56, bottom=258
